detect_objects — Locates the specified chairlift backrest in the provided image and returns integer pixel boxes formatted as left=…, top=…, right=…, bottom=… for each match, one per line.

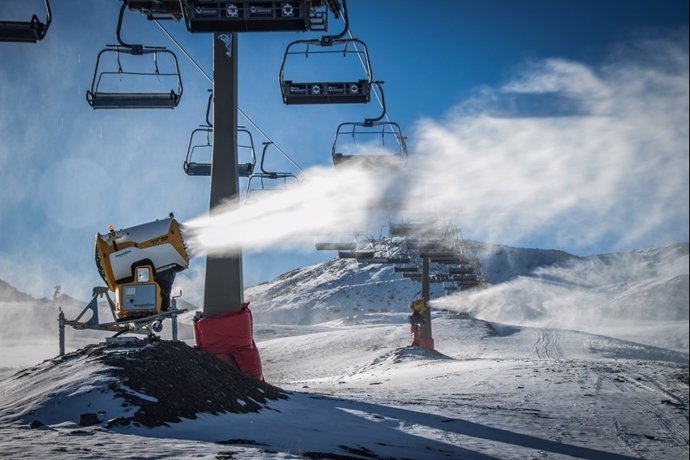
left=179, top=0, right=330, bottom=33
left=0, top=0, right=51, bottom=43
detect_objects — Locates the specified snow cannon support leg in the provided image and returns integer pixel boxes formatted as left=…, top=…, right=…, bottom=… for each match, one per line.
left=193, top=303, right=263, bottom=381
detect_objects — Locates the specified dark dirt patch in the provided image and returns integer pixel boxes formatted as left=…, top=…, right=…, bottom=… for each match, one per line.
left=80, top=339, right=289, bottom=428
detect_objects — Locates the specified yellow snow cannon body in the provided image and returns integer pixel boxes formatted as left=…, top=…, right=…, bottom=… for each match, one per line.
left=94, top=214, right=189, bottom=321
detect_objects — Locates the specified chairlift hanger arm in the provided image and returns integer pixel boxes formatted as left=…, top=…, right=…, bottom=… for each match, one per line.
left=116, top=2, right=144, bottom=54
left=205, top=89, right=213, bottom=127
left=311, top=0, right=341, bottom=17
left=364, top=81, right=386, bottom=125
left=260, top=141, right=273, bottom=175
left=319, top=0, right=348, bottom=44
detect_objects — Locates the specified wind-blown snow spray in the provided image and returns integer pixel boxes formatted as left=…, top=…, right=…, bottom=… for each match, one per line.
left=431, top=244, right=689, bottom=351
left=182, top=164, right=397, bottom=257
left=183, top=35, right=688, bottom=259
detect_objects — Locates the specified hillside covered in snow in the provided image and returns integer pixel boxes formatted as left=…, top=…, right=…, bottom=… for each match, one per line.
left=0, top=242, right=687, bottom=459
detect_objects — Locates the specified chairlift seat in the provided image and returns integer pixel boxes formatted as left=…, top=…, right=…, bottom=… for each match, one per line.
left=338, top=250, right=375, bottom=260
left=332, top=153, right=405, bottom=170
left=86, top=91, right=180, bottom=109
left=238, top=162, right=254, bottom=177
left=282, top=80, right=370, bottom=105
left=0, top=20, right=48, bottom=42
left=0, top=1, right=51, bottom=43
left=315, top=242, right=357, bottom=251
left=394, top=266, right=418, bottom=273
left=448, top=267, right=475, bottom=275
left=180, top=0, right=320, bottom=32
left=184, top=161, right=211, bottom=176
left=386, top=255, right=411, bottom=264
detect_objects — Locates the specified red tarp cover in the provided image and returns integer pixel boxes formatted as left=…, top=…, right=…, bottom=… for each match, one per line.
left=194, top=304, right=263, bottom=380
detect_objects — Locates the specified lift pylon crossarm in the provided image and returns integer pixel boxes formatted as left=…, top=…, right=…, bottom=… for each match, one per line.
left=279, top=37, right=373, bottom=105
left=179, top=1, right=329, bottom=33
left=0, top=0, right=52, bottom=43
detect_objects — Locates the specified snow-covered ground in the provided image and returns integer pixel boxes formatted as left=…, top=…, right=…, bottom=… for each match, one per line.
left=0, top=243, right=687, bottom=459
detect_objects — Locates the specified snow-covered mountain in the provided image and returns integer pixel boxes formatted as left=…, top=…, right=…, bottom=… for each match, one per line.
left=246, top=242, right=688, bottom=343
left=245, top=242, right=578, bottom=324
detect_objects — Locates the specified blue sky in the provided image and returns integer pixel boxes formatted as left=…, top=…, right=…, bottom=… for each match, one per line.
left=0, top=0, right=688, bottom=304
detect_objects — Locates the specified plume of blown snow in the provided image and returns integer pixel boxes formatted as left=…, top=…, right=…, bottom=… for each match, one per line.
left=183, top=34, right=688, bottom=259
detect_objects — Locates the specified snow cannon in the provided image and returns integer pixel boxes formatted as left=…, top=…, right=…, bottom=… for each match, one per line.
left=94, top=214, right=189, bottom=320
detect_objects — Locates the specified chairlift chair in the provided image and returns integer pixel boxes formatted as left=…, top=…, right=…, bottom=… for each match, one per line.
left=183, top=126, right=257, bottom=177
left=183, top=126, right=213, bottom=176
left=331, top=83, right=407, bottom=168
left=332, top=121, right=407, bottom=168
left=338, top=249, right=375, bottom=260
left=315, top=241, right=356, bottom=251
left=179, top=0, right=331, bottom=33
left=245, top=141, right=299, bottom=200
left=0, top=0, right=51, bottom=43
left=314, top=232, right=357, bottom=251
left=280, top=37, right=372, bottom=104
left=86, top=3, right=183, bottom=109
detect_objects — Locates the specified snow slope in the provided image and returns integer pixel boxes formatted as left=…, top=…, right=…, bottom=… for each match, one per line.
left=0, top=243, right=687, bottom=459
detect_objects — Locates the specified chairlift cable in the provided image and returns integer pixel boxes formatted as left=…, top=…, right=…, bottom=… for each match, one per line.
left=153, top=19, right=304, bottom=173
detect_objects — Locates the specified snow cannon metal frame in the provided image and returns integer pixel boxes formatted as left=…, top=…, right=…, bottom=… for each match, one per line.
left=59, top=214, right=190, bottom=354
left=94, top=213, right=189, bottom=320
